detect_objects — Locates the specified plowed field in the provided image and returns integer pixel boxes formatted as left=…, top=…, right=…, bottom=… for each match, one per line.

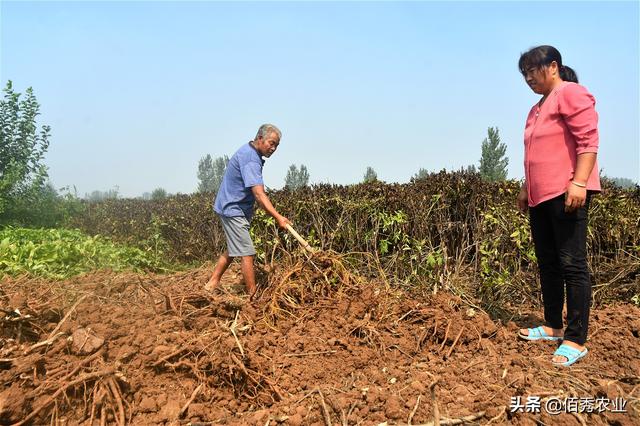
left=1, top=264, right=639, bottom=425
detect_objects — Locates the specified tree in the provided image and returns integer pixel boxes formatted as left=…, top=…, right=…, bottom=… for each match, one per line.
left=85, top=186, right=119, bottom=202
left=284, top=164, right=310, bottom=190
left=3, top=182, right=83, bottom=228
left=608, top=176, right=637, bottom=189
left=464, top=164, right=478, bottom=174
left=412, top=168, right=429, bottom=181
left=197, top=154, right=229, bottom=192
left=151, top=187, right=167, bottom=200
left=0, top=80, right=51, bottom=214
left=479, top=127, right=508, bottom=181
left=363, top=166, right=378, bottom=183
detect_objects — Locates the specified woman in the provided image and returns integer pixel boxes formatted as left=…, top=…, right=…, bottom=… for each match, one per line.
left=516, top=45, right=600, bottom=367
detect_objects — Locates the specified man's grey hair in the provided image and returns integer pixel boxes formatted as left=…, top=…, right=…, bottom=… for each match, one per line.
left=255, top=123, right=281, bottom=140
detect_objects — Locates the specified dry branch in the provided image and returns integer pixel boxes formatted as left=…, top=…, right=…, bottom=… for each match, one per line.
left=24, top=332, right=65, bottom=355
left=230, top=310, right=245, bottom=358
left=283, top=350, right=337, bottom=358
left=438, top=322, right=450, bottom=352
left=445, top=327, right=464, bottom=358
left=429, top=379, right=439, bottom=426
left=46, top=295, right=88, bottom=340
left=107, top=377, right=126, bottom=426
left=151, top=347, right=188, bottom=367
left=179, top=383, right=203, bottom=418
left=404, top=410, right=486, bottom=426
left=408, top=394, right=422, bottom=425
left=12, top=367, right=115, bottom=426
left=31, top=347, right=106, bottom=397
left=485, top=406, right=506, bottom=425
left=317, top=389, right=333, bottom=426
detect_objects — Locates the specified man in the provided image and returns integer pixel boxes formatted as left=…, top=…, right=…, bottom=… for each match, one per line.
left=205, top=124, right=291, bottom=297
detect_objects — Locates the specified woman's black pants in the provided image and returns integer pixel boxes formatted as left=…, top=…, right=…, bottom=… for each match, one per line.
left=529, top=193, right=592, bottom=345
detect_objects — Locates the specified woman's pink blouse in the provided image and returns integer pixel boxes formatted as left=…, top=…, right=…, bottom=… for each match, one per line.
left=524, top=81, right=601, bottom=207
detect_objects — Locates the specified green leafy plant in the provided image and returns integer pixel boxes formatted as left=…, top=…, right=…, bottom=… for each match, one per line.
left=0, top=227, right=171, bottom=279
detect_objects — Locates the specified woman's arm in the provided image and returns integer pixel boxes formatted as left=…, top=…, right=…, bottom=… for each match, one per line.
left=559, top=84, right=599, bottom=212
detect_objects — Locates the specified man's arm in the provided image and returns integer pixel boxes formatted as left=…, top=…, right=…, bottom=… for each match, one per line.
left=251, top=185, right=291, bottom=228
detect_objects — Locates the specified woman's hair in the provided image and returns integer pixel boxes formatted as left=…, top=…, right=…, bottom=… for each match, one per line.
left=519, top=45, right=578, bottom=83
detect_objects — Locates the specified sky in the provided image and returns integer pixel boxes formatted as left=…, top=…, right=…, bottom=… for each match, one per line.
left=1, top=0, right=638, bottom=197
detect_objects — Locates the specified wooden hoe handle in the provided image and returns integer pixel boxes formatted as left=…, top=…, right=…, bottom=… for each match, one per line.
left=285, top=224, right=314, bottom=253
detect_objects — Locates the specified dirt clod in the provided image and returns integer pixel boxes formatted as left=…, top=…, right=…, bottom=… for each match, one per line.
left=138, top=396, right=158, bottom=413
left=0, top=383, right=27, bottom=424
left=70, top=327, right=104, bottom=355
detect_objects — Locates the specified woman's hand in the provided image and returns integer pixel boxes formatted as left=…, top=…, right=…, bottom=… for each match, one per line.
left=564, top=182, right=587, bottom=212
left=517, top=186, right=528, bottom=213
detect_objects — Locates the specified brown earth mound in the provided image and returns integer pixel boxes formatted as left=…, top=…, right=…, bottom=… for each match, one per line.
left=1, top=259, right=639, bottom=425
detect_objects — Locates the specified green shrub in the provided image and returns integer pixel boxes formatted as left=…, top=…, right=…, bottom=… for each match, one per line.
left=0, top=184, right=85, bottom=228
left=68, top=172, right=640, bottom=304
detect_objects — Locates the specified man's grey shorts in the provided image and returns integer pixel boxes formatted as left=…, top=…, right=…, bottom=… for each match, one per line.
left=218, top=215, right=256, bottom=257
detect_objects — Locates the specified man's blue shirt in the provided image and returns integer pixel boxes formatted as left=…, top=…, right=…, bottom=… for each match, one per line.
left=214, top=142, right=265, bottom=219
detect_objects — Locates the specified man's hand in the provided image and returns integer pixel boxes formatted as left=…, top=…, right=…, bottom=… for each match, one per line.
left=276, top=215, right=291, bottom=229
left=517, top=186, right=528, bottom=213
left=564, top=182, right=587, bottom=212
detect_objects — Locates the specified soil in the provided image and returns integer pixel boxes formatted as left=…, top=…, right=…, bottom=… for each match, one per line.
left=1, top=263, right=639, bottom=425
